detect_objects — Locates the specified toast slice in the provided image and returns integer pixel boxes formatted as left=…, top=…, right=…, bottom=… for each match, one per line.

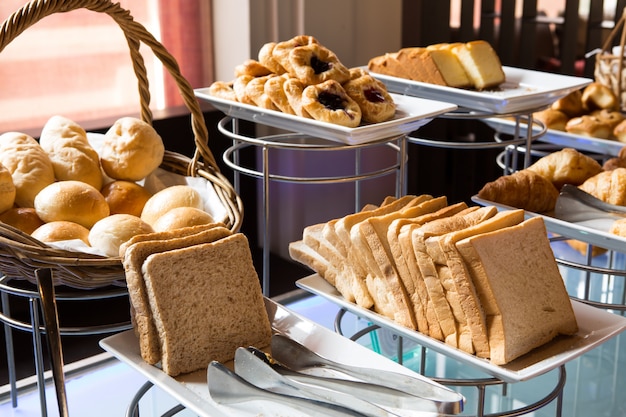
left=142, top=233, right=272, bottom=376
left=121, top=225, right=231, bottom=365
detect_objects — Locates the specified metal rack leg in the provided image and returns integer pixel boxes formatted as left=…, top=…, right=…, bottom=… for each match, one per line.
left=1, top=290, right=18, bottom=408
left=262, top=144, right=271, bottom=297
left=30, top=297, right=48, bottom=417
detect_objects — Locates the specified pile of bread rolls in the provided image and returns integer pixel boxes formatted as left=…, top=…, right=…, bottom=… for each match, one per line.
left=533, top=82, right=626, bottom=141
left=207, top=35, right=397, bottom=127
left=0, top=115, right=219, bottom=258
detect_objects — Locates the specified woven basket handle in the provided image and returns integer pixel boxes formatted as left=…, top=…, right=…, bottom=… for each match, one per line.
left=0, top=0, right=217, bottom=174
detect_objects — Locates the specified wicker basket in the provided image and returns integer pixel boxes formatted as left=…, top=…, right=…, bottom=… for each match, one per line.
left=595, top=7, right=626, bottom=111
left=0, top=0, right=243, bottom=289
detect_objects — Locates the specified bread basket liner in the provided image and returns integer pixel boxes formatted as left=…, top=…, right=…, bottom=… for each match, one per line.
left=0, top=0, right=244, bottom=289
left=595, top=6, right=626, bottom=111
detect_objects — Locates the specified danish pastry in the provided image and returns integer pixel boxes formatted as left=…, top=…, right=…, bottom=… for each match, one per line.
left=244, top=75, right=278, bottom=110
left=272, top=35, right=318, bottom=74
left=289, top=43, right=350, bottom=85
left=232, top=75, right=256, bottom=105
left=208, top=80, right=237, bottom=101
left=591, top=109, right=624, bottom=133
left=301, top=80, right=362, bottom=127
left=258, top=42, right=286, bottom=74
left=283, top=77, right=311, bottom=118
left=264, top=74, right=295, bottom=114
left=234, top=59, right=272, bottom=78
left=343, top=74, right=396, bottom=123
left=565, top=115, right=612, bottom=139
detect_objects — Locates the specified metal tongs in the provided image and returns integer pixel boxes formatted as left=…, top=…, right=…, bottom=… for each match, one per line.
left=555, top=184, right=626, bottom=223
left=270, top=334, right=464, bottom=415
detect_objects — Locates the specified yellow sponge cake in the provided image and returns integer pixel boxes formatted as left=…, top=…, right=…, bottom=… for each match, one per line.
left=451, top=40, right=505, bottom=90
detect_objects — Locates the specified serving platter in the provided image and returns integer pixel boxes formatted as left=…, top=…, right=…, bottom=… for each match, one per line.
left=371, top=66, right=592, bottom=114
left=297, top=274, right=626, bottom=384
left=194, top=89, right=457, bottom=145
left=100, top=297, right=454, bottom=417
left=482, top=117, right=625, bottom=156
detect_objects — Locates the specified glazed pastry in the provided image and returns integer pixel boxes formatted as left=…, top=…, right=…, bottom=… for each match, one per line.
left=289, top=43, right=350, bottom=85
left=581, top=82, right=619, bottom=111
left=283, top=77, right=311, bottom=118
left=591, top=109, right=624, bottom=132
left=565, top=115, right=612, bottom=139
left=578, top=167, right=626, bottom=206
left=244, top=75, right=278, bottom=110
left=258, top=42, right=286, bottom=74
left=232, top=75, right=255, bottom=105
left=551, top=89, right=584, bottom=117
left=234, top=59, right=272, bottom=78
left=208, top=80, right=237, bottom=101
left=272, top=35, right=319, bottom=74
left=477, top=169, right=559, bottom=213
left=532, top=108, right=568, bottom=131
left=301, top=80, right=362, bottom=127
left=343, top=73, right=396, bottom=123
left=526, top=147, right=603, bottom=190
left=264, top=74, right=295, bottom=114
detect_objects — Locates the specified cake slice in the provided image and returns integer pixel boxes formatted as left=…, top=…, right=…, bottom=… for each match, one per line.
left=427, top=43, right=473, bottom=88
left=451, top=40, right=505, bottom=90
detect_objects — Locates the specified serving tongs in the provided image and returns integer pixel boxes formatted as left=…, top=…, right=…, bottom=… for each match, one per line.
left=270, top=334, right=464, bottom=415
left=555, top=184, right=626, bottom=223
left=239, top=346, right=445, bottom=417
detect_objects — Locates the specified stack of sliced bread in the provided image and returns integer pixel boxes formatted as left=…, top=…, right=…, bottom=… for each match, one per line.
left=289, top=195, right=578, bottom=365
left=120, top=223, right=272, bottom=377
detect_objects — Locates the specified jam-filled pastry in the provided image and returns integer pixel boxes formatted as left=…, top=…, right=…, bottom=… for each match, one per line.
left=272, top=35, right=319, bottom=74
left=208, top=80, right=237, bottom=101
left=265, top=74, right=296, bottom=114
left=233, top=75, right=256, bottom=105
left=301, top=80, right=362, bottom=127
left=283, top=77, right=311, bottom=118
left=245, top=75, right=278, bottom=110
left=258, top=42, right=287, bottom=75
left=343, top=73, right=396, bottom=123
left=289, top=43, right=350, bottom=85
left=234, top=59, right=272, bottom=78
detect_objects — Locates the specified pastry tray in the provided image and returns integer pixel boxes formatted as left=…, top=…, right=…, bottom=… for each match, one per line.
left=482, top=117, right=625, bottom=156
left=471, top=195, right=626, bottom=252
left=296, top=274, right=626, bottom=384
left=100, top=297, right=450, bottom=417
left=371, top=66, right=592, bottom=115
left=194, top=89, right=457, bottom=145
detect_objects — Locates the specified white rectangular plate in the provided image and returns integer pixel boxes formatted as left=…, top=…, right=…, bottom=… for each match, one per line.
left=472, top=195, right=626, bottom=253
left=482, top=117, right=625, bottom=156
left=371, top=67, right=591, bottom=114
left=297, top=274, right=626, bottom=383
left=100, top=297, right=451, bottom=417
left=194, top=89, right=457, bottom=145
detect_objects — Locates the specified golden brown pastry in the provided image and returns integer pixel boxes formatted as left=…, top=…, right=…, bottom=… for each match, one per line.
left=272, top=35, right=319, bottom=74
left=578, top=167, right=626, bottom=206
left=0, top=207, right=44, bottom=234
left=602, top=145, right=626, bottom=170
left=566, top=240, right=607, bottom=257
left=343, top=73, right=396, bottom=123
left=301, top=80, right=362, bottom=127
left=612, top=119, right=626, bottom=143
left=283, top=77, right=311, bottom=118
left=591, top=109, right=624, bottom=133
left=289, top=43, right=350, bottom=85
left=581, top=82, right=619, bottom=111
left=234, top=59, right=272, bottom=78
left=565, top=115, right=612, bottom=139
left=232, top=75, right=255, bottom=105
left=244, top=75, right=278, bottom=110
left=477, top=169, right=560, bottom=213
left=0, top=162, right=16, bottom=214
left=609, top=217, right=626, bottom=237
left=264, top=74, right=295, bottom=114
left=551, top=89, right=584, bottom=117
left=208, top=80, right=237, bottom=101
left=526, top=147, right=603, bottom=190
left=532, top=108, right=569, bottom=131
left=258, top=42, right=286, bottom=74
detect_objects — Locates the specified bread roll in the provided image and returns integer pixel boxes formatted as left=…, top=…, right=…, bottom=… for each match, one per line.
left=100, top=117, right=165, bottom=181
left=551, top=89, right=584, bottom=117
left=612, top=119, right=626, bottom=143
left=0, top=207, right=45, bottom=234
left=101, top=180, right=152, bottom=217
left=0, top=162, right=16, bottom=213
left=152, top=207, right=215, bottom=232
left=88, top=214, right=154, bottom=257
left=34, top=180, right=110, bottom=228
left=581, top=82, right=619, bottom=111
left=39, top=115, right=103, bottom=190
left=527, top=147, right=603, bottom=190
left=0, top=132, right=55, bottom=208
left=565, top=115, right=612, bottom=139
left=31, top=221, right=90, bottom=245
left=140, top=185, right=204, bottom=226
left=578, top=167, right=626, bottom=206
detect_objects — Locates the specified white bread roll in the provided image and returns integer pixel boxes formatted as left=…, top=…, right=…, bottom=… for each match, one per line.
left=100, top=117, right=165, bottom=181
left=89, top=214, right=154, bottom=257
left=31, top=220, right=90, bottom=245
left=0, top=132, right=56, bottom=208
left=152, top=207, right=215, bottom=232
left=0, top=207, right=45, bottom=234
left=140, top=185, right=204, bottom=226
left=0, top=162, right=16, bottom=213
left=39, top=116, right=103, bottom=190
left=34, top=180, right=110, bottom=228
left=101, top=180, right=152, bottom=217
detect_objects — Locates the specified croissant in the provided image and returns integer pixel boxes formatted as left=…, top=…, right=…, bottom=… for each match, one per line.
left=477, top=169, right=559, bottom=213
left=527, top=147, right=603, bottom=190
left=578, top=167, right=626, bottom=206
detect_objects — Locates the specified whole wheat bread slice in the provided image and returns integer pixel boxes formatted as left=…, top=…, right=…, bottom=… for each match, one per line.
left=121, top=225, right=231, bottom=365
left=142, top=232, right=272, bottom=377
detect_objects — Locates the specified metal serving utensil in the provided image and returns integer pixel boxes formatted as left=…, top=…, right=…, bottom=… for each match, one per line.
left=207, top=361, right=368, bottom=416
left=555, top=184, right=626, bottom=222
left=245, top=346, right=443, bottom=415
left=234, top=347, right=410, bottom=417
left=271, top=334, right=464, bottom=415
left=36, top=268, right=69, bottom=417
